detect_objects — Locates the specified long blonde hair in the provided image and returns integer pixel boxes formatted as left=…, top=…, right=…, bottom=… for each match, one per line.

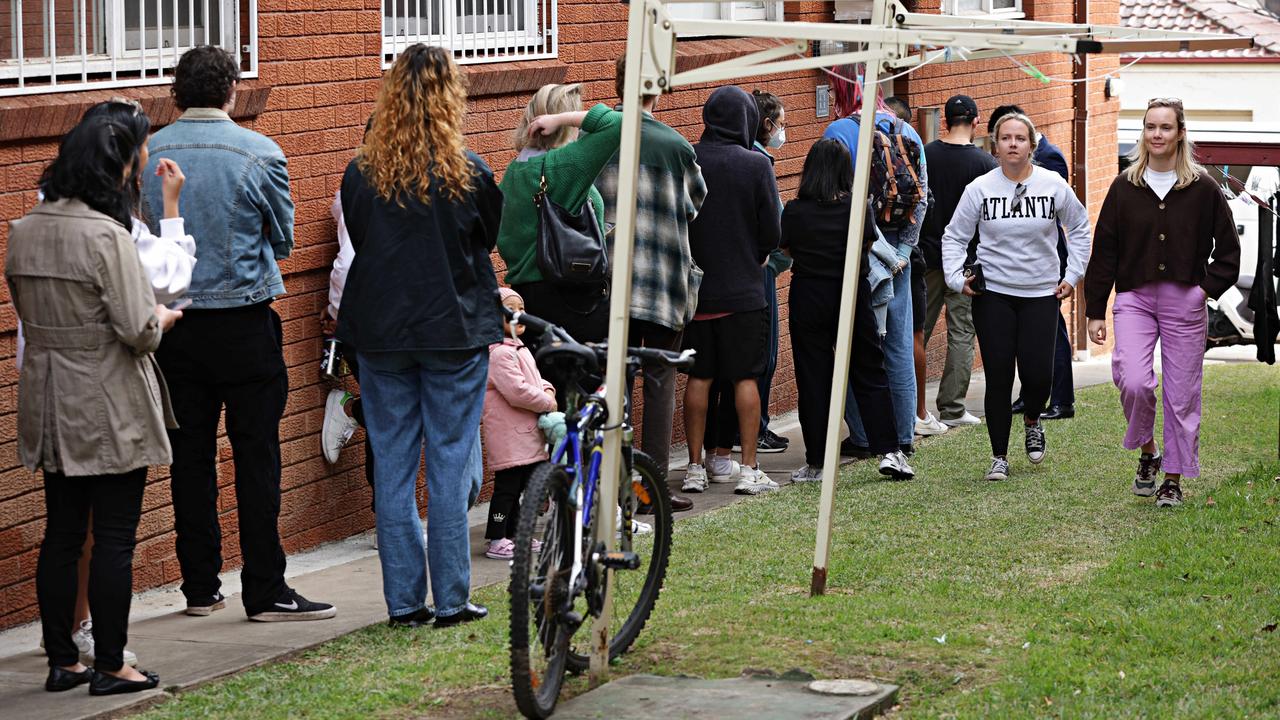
left=1123, top=98, right=1202, bottom=190
left=513, top=83, right=582, bottom=152
left=358, top=44, right=473, bottom=205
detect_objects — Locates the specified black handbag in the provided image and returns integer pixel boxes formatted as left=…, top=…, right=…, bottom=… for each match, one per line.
left=534, top=175, right=610, bottom=286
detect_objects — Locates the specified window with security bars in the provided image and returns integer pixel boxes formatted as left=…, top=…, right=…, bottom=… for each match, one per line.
left=944, top=0, right=1023, bottom=15
left=665, top=2, right=782, bottom=24
left=382, top=0, right=556, bottom=66
left=1, top=0, right=253, bottom=97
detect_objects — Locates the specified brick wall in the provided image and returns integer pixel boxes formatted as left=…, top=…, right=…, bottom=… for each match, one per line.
left=0, top=0, right=1117, bottom=630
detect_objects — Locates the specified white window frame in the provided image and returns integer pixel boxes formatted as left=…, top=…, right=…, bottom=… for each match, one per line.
left=942, top=0, right=1025, bottom=18
left=667, top=1, right=783, bottom=30
left=1, top=0, right=257, bottom=97
left=381, top=0, right=557, bottom=67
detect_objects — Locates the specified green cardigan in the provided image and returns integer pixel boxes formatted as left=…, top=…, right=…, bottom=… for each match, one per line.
left=497, top=104, right=622, bottom=285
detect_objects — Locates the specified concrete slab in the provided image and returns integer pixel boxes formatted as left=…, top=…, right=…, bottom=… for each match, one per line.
left=554, top=673, right=899, bottom=720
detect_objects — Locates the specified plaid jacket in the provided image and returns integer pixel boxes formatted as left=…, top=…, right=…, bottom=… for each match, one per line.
left=595, top=112, right=708, bottom=331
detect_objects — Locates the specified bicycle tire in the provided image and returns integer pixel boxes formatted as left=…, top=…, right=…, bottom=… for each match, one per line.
left=510, top=462, right=574, bottom=719
left=566, top=450, right=673, bottom=671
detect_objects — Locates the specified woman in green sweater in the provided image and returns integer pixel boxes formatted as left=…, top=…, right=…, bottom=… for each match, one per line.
left=497, top=83, right=623, bottom=343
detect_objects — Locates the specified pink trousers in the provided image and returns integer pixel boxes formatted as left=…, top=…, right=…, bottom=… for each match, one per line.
left=1111, top=281, right=1207, bottom=477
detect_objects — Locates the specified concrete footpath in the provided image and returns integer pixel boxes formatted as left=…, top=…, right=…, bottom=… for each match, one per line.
left=0, top=347, right=1260, bottom=720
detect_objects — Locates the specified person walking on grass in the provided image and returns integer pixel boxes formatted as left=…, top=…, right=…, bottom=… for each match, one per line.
left=681, top=86, right=781, bottom=496
left=919, top=95, right=997, bottom=431
left=941, top=112, right=1091, bottom=482
left=339, top=44, right=502, bottom=628
left=1083, top=98, right=1240, bottom=507
left=785, top=140, right=914, bottom=484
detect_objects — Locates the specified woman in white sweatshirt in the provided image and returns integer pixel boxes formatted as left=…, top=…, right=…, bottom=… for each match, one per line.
left=941, top=112, right=1091, bottom=481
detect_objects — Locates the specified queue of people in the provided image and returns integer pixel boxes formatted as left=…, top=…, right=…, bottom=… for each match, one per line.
left=8, top=41, right=1240, bottom=697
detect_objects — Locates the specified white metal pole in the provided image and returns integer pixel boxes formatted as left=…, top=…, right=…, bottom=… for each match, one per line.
left=810, top=0, right=886, bottom=597
left=589, top=0, right=648, bottom=686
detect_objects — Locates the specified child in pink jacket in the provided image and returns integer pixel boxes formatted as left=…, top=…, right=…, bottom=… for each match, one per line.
left=483, top=288, right=557, bottom=560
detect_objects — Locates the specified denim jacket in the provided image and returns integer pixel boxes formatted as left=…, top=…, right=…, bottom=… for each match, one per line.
left=142, top=109, right=294, bottom=309
left=865, top=230, right=899, bottom=337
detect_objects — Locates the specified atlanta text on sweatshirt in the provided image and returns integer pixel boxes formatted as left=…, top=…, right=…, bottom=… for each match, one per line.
left=941, top=165, right=1091, bottom=298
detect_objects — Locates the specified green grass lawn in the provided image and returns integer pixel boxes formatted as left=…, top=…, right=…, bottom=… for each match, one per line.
left=138, top=363, right=1280, bottom=719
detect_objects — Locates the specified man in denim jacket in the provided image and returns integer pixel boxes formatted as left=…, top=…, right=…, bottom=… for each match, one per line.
left=143, top=46, right=335, bottom=622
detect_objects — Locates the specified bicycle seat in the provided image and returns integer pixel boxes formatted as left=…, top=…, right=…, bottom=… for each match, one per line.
left=535, top=339, right=600, bottom=382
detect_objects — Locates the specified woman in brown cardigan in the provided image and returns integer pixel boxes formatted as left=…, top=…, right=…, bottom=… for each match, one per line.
left=1083, top=98, right=1240, bottom=508
left=7, top=103, right=183, bottom=694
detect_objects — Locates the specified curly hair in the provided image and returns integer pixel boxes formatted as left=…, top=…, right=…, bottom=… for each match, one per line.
left=358, top=44, right=474, bottom=205
left=171, top=45, right=240, bottom=110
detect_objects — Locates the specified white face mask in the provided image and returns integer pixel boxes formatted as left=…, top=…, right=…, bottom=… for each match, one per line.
left=767, top=126, right=786, bottom=149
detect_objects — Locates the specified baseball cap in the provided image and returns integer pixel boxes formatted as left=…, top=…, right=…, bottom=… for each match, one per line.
left=944, top=95, right=978, bottom=123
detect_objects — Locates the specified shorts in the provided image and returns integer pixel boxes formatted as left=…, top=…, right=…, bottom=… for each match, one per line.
left=910, top=248, right=926, bottom=333
left=682, top=308, right=769, bottom=381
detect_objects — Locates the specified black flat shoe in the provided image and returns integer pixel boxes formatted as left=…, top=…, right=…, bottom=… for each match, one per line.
left=434, top=603, right=488, bottom=629
left=45, top=666, right=93, bottom=692
left=388, top=607, right=436, bottom=628
left=669, top=494, right=694, bottom=512
left=89, top=669, right=159, bottom=696
left=1011, top=398, right=1025, bottom=414
left=1040, top=404, right=1075, bottom=420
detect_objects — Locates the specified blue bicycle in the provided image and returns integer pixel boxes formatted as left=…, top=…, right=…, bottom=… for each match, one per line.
left=505, top=309, right=694, bottom=719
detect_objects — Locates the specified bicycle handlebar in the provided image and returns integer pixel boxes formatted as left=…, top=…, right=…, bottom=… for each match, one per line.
left=502, top=306, right=695, bottom=370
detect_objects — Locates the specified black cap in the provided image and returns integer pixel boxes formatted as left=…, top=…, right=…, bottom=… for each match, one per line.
left=944, top=95, right=978, bottom=124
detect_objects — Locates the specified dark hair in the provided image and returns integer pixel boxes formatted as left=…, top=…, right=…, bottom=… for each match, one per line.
left=751, top=89, right=783, bottom=145
left=884, top=96, right=911, bottom=122
left=171, top=45, right=240, bottom=110
left=40, top=101, right=151, bottom=228
left=987, top=104, right=1025, bottom=135
left=797, top=139, right=854, bottom=203
left=614, top=55, right=658, bottom=102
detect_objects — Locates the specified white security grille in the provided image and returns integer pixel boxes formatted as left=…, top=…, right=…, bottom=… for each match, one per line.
left=1, top=0, right=256, bottom=97
left=382, top=0, right=556, bottom=66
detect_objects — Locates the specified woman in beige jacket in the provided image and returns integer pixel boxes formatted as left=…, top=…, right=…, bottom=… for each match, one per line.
left=6, top=102, right=182, bottom=696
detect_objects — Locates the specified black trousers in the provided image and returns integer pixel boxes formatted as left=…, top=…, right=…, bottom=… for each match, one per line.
left=485, top=464, right=537, bottom=540
left=790, top=275, right=899, bottom=466
left=972, top=291, right=1059, bottom=456
left=156, top=303, right=289, bottom=614
left=37, top=469, right=146, bottom=671
left=511, top=280, right=609, bottom=344
left=1013, top=310, right=1076, bottom=407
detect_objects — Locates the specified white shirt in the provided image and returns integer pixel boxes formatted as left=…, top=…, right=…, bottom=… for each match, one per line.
left=327, top=190, right=355, bottom=321
left=1144, top=168, right=1177, bottom=200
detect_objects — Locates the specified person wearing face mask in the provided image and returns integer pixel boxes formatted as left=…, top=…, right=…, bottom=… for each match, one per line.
left=941, top=112, right=1091, bottom=482
left=1084, top=98, right=1239, bottom=508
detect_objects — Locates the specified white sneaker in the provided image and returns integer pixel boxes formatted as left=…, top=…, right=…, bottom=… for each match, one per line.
left=682, top=464, right=709, bottom=493
left=941, top=411, right=981, bottom=428
left=790, top=464, right=824, bottom=483
left=71, top=619, right=139, bottom=667
left=616, top=513, right=653, bottom=536
left=914, top=412, right=949, bottom=437
left=321, top=389, right=359, bottom=464
left=708, top=454, right=741, bottom=483
left=734, top=465, right=779, bottom=495
left=878, top=451, right=915, bottom=480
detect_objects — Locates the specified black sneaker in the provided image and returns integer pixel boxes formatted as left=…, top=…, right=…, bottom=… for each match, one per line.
left=248, top=589, right=337, bottom=622
left=434, top=602, right=488, bottom=628
left=839, top=438, right=875, bottom=459
left=1132, top=453, right=1162, bottom=497
left=388, top=606, right=435, bottom=628
left=1155, top=479, right=1183, bottom=508
left=984, top=456, right=1010, bottom=481
left=1024, top=423, right=1046, bottom=464
left=757, top=431, right=788, bottom=453
left=185, top=592, right=226, bottom=617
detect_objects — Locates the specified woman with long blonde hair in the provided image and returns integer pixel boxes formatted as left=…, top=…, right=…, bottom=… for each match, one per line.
left=1084, top=98, right=1240, bottom=508
left=337, top=44, right=503, bottom=628
left=497, top=82, right=624, bottom=343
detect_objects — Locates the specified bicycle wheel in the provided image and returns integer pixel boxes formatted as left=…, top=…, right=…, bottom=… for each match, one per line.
left=566, top=450, right=673, bottom=671
left=510, top=462, right=575, bottom=719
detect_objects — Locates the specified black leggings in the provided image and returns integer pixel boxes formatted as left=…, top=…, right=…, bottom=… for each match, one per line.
left=790, top=274, right=899, bottom=465
left=37, top=469, right=146, bottom=672
left=486, top=464, right=537, bottom=540
left=971, top=291, right=1059, bottom=456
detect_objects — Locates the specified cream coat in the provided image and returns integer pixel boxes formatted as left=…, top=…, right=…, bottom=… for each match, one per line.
left=6, top=199, right=175, bottom=475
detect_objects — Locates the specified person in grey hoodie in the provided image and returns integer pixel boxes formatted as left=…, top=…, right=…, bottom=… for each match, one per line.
left=941, top=112, right=1091, bottom=482
left=680, top=86, right=781, bottom=497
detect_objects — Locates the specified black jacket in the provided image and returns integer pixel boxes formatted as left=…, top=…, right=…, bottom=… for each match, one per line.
left=337, top=152, right=504, bottom=352
left=688, top=86, right=781, bottom=314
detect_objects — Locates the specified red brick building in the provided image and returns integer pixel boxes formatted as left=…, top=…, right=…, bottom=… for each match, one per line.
left=0, top=0, right=1119, bottom=629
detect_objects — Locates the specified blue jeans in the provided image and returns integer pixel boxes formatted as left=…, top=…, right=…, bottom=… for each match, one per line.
left=357, top=348, right=487, bottom=619
left=757, top=264, right=780, bottom=431
left=846, top=262, right=916, bottom=448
